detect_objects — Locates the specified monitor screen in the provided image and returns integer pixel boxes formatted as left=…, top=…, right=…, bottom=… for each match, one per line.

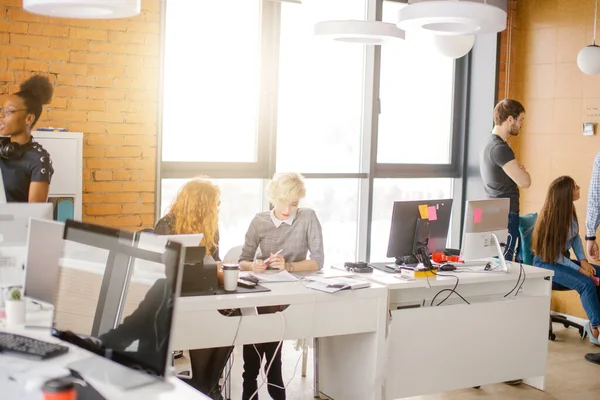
left=461, top=198, right=510, bottom=261
left=386, top=199, right=453, bottom=261
left=0, top=203, right=53, bottom=245
left=51, top=220, right=184, bottom=381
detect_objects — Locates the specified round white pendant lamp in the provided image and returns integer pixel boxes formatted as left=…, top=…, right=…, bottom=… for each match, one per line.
left=23, top=0, right=141, bottom=19
left=314, top=20, right=405, bottom=45
left=397, top=0, right=507, bottom=36
left=578, top=0, right=600, bottom=75
left=432, top=34, right=475, bottom=58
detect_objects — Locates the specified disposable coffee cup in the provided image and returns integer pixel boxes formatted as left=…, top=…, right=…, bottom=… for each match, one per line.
left=223, top=264, right=240, bottom=291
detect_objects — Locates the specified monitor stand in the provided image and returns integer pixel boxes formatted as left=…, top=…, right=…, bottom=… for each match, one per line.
left=491, top=232, right=509, bottom=272
left=68, top=356, right=161, bottom=391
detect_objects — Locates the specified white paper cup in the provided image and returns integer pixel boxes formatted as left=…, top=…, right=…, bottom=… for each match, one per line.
left=5, top=300, right=26, bottom=327
left=223, top=264, right=240, bottom=291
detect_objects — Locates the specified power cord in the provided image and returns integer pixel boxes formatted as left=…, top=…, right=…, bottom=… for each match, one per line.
left=429, top=271, right=470, bottom=306
left=504, top=262, right=525, bottom=298
left=207, top=308, right=242, bottom=397
left=249, top=311, right=286, bottom=399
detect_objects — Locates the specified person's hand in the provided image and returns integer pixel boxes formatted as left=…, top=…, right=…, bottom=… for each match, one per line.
left=588, top=240, right=599, bottom=260
left=580, top=266, right=595, bottom=278
left=581, top=260, right=597, bottom=276
left=251, top=260, right=267, bottom=273
left=269, top=253, right=286, bottom=270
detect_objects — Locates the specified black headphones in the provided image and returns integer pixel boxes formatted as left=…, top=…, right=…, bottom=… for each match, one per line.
left=0, top=138, right=34, bottom=160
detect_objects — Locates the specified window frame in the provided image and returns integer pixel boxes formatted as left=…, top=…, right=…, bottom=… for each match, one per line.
left=157, top=0, right=470, bottom=262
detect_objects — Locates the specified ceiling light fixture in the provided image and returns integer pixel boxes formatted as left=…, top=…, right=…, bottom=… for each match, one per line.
left=397, top=0, right=507, bottom=36
left=314, top=20, right=405, bottom=45
left=432, top=34, right=475, bottom=58
left=23, top=0, right=141, bottom=19
left=577, top=0, right=600, bottom=75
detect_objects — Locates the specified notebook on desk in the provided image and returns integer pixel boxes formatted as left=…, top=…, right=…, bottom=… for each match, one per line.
left=305, top=276, right=371, bottom=293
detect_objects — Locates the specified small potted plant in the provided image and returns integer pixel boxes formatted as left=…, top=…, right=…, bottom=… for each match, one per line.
left=5, top=287, right=25, bottom=327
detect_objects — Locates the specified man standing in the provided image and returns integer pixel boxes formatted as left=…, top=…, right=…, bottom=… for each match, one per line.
left=586, top=153, right=600, bottom=260
left=480, top=99, right=531, bottom=262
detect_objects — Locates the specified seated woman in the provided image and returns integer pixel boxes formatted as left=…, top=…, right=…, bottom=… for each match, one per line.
left=239, top=172, right=324, bottom=400
left=532, top=175, right=600, bottom=345
left=155, top=179, right=231, bottom=400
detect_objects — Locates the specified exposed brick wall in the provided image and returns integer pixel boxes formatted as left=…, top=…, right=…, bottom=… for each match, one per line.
left=496, top=0, right=518, bottom=102
left=0, top=0, right=160, bottom=231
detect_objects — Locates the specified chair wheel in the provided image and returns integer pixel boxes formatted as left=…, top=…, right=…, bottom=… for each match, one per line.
left=473, top=386, right=481, bottom=389
left=549, top=333, right=556, bottom=341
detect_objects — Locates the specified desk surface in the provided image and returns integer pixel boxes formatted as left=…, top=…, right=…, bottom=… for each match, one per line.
left=359, top=261, right=553, bottom=290
left=0, top=311, right=209, bottom=400
left=176, top=279, right=388, bottom=311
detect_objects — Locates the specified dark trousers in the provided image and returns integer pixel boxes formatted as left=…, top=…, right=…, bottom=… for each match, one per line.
left=242, top=342, right=285, bottom=400
left=507, top=211, right=521, bottom=262
left=184, top=347, right=233, bottom=399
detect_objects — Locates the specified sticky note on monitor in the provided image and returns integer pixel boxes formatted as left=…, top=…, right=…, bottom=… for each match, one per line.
left=418, top=204, right=429, bottom=219
left=473, top=208, right=483, bottom=223
left=428, top=206, right=437, bottom=221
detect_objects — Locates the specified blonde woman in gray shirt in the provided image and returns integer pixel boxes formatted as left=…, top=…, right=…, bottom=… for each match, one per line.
left=239, top=172, right=324, bottom=400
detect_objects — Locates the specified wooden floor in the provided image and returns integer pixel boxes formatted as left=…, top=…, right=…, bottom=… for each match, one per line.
left=220, top=323, right=600, bottom=399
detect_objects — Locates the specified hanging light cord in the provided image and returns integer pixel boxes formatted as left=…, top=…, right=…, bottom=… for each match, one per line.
left=595, top=0, right=598, bottom=45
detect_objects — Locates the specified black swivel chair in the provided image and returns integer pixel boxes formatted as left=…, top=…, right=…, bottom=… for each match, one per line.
left=549, top=283, right=586, bottom=340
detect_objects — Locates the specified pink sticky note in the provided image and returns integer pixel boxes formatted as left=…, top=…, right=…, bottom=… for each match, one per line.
left=427, top=206, right=437, bottom=221
left=473, top=208, right=483, bottom=223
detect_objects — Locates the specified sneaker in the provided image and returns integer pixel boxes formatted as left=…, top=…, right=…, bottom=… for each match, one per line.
left=584, top=322, right=600, bottom=346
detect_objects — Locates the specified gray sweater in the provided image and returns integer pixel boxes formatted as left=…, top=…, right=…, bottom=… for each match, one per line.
left=239, top=208, right=324, bottom=269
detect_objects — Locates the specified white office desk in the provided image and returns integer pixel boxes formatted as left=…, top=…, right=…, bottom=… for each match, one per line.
left=0, top=309, right=210, bottom=400
left=171, top=281, right=389, bottom=400
left=362, top=262, right=553, bottom=399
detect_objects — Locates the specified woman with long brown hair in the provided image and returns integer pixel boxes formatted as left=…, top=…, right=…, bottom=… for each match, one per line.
left=532, top=175, right=600, bottom=345
left=155, top=179, right=229, bottom=399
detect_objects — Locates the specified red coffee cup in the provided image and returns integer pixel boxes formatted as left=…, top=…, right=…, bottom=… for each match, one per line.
left=593, top=276, right=600, bottom=287
left=42, top=377, right=76, bottom=400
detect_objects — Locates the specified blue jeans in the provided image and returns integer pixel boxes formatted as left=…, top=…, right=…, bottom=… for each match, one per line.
left=533, top=256, right=600, bottom=327
left=507, top=212, right=520, bottom=262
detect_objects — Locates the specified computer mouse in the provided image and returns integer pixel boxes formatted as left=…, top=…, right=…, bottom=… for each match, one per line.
left=439, top=263, right=457, bottom=271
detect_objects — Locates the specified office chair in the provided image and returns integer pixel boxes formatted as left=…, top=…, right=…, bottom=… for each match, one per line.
left=518, top=213, right=586, bottom=341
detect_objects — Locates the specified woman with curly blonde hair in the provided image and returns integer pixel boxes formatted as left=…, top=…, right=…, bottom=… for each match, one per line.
left=155, top=179, right=220, bottom=258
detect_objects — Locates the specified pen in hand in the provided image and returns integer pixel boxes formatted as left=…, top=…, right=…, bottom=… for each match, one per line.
left=264, top=249, right=283, bottom=264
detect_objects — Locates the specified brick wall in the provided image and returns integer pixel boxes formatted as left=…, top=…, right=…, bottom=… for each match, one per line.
left=496, top=0, right=518, bottom=102
left=0, top=0, right=160, bottom=231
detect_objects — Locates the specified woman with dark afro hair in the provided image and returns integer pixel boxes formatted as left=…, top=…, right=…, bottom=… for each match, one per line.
left=0, top=74, right=55, bottom=202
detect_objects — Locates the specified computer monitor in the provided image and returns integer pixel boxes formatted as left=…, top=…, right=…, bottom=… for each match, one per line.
left=51, top=220, right=184, bottom=390
left=22, top=218, right=65, bottom=305
left=0, top=203, right=53, bottom=245
left=386, top=199, right=453, bottom=265
left=461, top=198, right=510, bottom=271
left=0, top=203, right=54, bottom=288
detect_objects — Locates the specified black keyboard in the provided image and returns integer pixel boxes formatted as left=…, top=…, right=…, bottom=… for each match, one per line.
left=0, top=331, right=69, bottom=359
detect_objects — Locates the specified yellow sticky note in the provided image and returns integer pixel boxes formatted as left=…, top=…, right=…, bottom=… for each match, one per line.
left=418, top=204, right=429, bottom=219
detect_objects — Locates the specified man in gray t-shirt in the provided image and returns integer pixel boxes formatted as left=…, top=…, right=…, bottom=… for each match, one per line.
left=480, top=99, right=531, bottom=262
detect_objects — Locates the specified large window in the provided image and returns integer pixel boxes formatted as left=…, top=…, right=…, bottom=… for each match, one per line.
left=162, top=0, right=261, bottom=163
left=377, top=1, right=456, bottom=165
left=276, top=0, right=366, bottom=173
left=159, top=0, right=466, bottom=265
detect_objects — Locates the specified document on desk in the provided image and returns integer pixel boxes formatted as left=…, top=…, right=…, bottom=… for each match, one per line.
left=305, top=276, right=371, bottom=293
left=241, top=270, right=299, bottom=283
